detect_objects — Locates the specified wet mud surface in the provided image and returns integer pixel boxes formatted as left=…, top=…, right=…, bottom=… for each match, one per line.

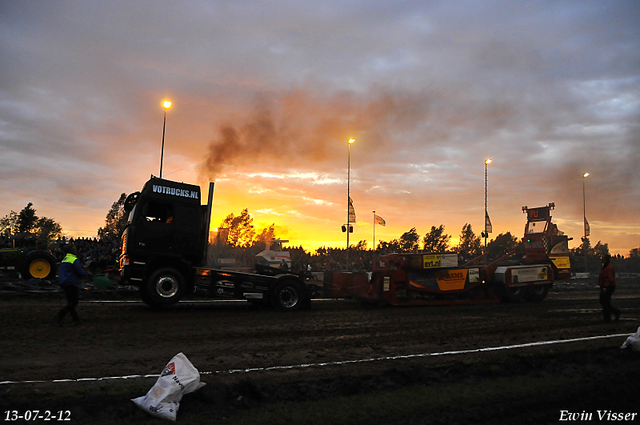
left=1, top=280, right=639, bottom=424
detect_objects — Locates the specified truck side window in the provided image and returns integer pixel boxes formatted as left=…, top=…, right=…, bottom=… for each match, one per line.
left=140, top=201, right=173, bottom=224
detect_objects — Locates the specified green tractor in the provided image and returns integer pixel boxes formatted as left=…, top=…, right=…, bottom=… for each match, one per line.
left=0, top=248, right=57, bottom=280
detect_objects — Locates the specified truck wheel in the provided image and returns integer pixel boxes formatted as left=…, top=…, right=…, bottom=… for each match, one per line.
left=144, top=267, right=186, bottom=308
left=525, top=284, right=549, bottom=302
left=23, top=251, right=57, bottom=280
left=504, top=286, right=525, bottom=302
left=271, top=280, right=307, bottom=311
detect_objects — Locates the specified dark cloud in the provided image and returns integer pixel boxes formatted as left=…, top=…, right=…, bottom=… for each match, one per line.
left=0, top=0, right=638, bottom=252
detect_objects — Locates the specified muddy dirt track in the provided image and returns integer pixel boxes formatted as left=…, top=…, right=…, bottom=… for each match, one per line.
left=1, top=280, right=639, bottom=424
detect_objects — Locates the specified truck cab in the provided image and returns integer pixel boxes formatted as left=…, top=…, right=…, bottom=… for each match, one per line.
left=119, top=177, right=309, bottom=310
left=119, top=178, right=210, bottom=305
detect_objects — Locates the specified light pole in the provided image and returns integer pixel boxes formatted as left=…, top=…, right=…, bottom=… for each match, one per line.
left=483, top=158, right=492, bottom=261
left=346, top=138, right=355, bottom=271
left=582, top=172, right=590, bottom=273
left=160, top=100, right=172, bottom=178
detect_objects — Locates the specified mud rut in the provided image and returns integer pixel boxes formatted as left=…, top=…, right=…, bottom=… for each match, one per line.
left=1, top=281, right=639, bottom=423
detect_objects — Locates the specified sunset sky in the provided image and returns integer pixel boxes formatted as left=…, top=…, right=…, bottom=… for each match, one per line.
left=1, top=1, right=638, bottom=256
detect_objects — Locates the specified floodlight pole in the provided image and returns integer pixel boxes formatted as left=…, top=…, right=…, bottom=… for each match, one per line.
left=346, top=139, right=354, bottom=271
left=160, top=100, right=171, bottom=178
left=484, top=158, right=491, bottom=263
left=583, top=172, right=589, bottom=273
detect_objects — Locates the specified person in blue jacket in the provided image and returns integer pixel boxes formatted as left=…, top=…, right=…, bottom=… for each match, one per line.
left=56, top=243, right=90, bottom=326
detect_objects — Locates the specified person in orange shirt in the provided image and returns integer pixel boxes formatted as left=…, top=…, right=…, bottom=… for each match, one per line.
left=598, top=254, right=620, bottom=323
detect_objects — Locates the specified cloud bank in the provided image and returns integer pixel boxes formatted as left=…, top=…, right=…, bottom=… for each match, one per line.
left=0, top=0, right=638, bottom=253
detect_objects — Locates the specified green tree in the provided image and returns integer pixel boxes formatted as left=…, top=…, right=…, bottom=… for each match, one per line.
left=399, top=227, right=420, bottom=252
left=354, top=240, right=367, bottom=251
left=627, top=247, right=640, bottom=273
left=422, top=225, right=450, bottom=252
left=0, top=210, right=18, bottom=236
left=457, top=223, right=481, bottom=260
left=35, top=217, right=63, bottom=246
left=220, top=208, right=256, bottom=247
left=575, top=237, right=592, bottom=256
left=254, top=224, right=276, bottom=249
left=98, top=193, right=128, bottom=242
left=593, top=241, right=610, bottom=258
left=18, top=202, right=38, bottom=233
left=486, top=232, right=519, bottom=259
left=2, top=203, right=63, bottom=246
left=377, top=239, right=400, bottom=253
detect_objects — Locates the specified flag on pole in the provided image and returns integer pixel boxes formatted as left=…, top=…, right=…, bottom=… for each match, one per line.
left=584, top=217, right=590, bottom=237
left=374, top=214, right=386, bottom=226
left=348, top=197, right=356, bottom=223
left=485, top=212, right=492, bottom=233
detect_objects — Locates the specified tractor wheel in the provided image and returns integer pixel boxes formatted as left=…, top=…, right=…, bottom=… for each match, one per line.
left=270, top=279, right=307, bottom=311
left=525, top=284, right=550, bottom=302
left=504, top=286, right=525, bottom=302
left=144, top=267, right=186, bottom=308
left=23, top=251, right=57, bottom=280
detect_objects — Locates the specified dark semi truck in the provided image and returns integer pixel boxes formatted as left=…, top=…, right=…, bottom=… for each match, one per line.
left=118, top=177, right=310, bottom=311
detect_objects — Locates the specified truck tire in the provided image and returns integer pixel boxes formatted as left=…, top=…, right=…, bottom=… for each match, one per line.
left=144, top=267, right=186, bottom=308
left=504, top=286, right=525, bottom=302
left=23, top=251, right=57, bottom=280
left=270, top=279, right=307, bottom=311
left=525, top=284, right=549, bottom=302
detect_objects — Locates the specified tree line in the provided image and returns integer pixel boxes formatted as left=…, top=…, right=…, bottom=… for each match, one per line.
left=0, top=198, right=127, bottom=249
left=2, top=199, right=639, bottom=275
left=205, top=206, right=640, bottom=274
left=0, top=203, right=63, bottom=248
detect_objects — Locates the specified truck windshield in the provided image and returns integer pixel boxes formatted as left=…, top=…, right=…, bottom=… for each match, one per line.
left=140, top=201, right=174, bottom=224
left=526, top=221, right=547, bottom=234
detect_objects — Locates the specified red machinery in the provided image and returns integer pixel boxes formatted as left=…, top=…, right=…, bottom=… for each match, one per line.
left=520, top=203, right=572, bottom=280
left=326, top=203, right=571, bottom=305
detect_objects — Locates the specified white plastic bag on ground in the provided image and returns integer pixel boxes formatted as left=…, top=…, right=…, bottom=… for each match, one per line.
left=620, top=326, right=640, bottom=352
left=132, top=352, right=206, bottom=421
